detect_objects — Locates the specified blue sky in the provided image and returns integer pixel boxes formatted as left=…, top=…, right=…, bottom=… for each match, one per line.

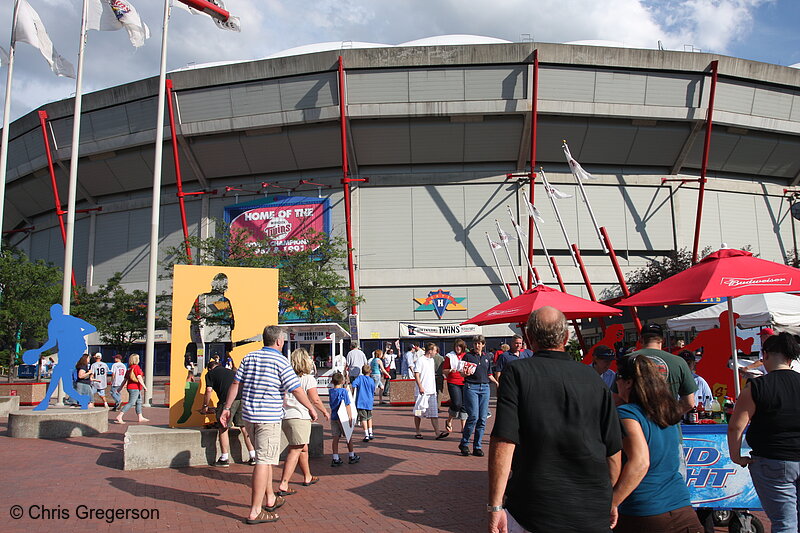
left=1, top=0, right=798, bottom=121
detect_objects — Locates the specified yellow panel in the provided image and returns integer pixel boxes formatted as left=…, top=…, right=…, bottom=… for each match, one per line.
left=169, top=264, right=278, bottom=427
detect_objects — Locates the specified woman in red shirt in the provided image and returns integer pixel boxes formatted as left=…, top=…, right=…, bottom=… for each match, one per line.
left=114, top=354, right=149, bottom=424
left=442, top=339, right=468, bottom=434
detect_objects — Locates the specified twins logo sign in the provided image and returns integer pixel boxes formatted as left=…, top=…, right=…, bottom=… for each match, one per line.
left=414, top=290, right=466, bottom=319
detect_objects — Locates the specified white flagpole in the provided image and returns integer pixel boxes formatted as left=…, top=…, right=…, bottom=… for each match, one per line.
left=144, top=0, right=171, bottom=406
left=563, top=141, right=608, bottom=253
left=540, top=168, right=578, bottom=266
left=507, top=205, right=540, bottom=283
left=62, top=0, right=90, bottom=314
left=486, top=233, right=512, bottom=300
left=0, top=1, right=20, bottom=250
left=58, top=0, right=90, bottom=405
left=495, top=220, right=523, bottom=293
left=519, top=194, right=556, bottom=279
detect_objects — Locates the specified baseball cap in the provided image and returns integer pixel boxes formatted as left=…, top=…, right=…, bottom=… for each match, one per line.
left=641, top=323, right=664, bottom=337
left=593, top=345, right=615, bottom=359
left=759, top=327, right=775, bottom=337
left=677, top=350, right=694, bottom=364
left=617, top=353, right=669, bottom=381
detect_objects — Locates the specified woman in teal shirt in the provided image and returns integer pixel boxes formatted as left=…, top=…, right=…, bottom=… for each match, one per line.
left=612, top=355, right=703, bottom=532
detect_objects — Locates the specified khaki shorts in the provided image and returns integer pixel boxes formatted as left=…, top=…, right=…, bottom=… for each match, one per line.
left=331, top=420, right=345, bottom=438
left=282, top=418, right=311, bottom=446
left=357, top=409, right=372, bottom=423
left=216, top=399, right=243, bottom=428
left=245, top=422, right=281, bottom=465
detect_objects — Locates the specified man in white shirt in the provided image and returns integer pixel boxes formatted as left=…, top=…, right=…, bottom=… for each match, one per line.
left=89, top=353, right=110, bottom=408
left=404, top=344, right=421, bottom=378
left=413, top=343, right=445, bottom=439
left=345, top=342, right=368, bottom=382
left=110, top=354, right=127, bottom=411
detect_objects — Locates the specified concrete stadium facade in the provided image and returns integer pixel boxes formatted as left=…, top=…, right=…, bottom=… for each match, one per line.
left=4, top=38, right=800, bottom=359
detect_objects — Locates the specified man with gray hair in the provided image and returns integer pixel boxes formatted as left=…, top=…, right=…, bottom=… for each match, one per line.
left=220, top=325, right=318, bottom=525
left=489, top=306, right=622, bottom=532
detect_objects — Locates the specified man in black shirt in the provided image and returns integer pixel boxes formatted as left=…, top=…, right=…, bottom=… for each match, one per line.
left=489, top=306, right=622, bottom=533
left=202, top=360, right=256, bottom=466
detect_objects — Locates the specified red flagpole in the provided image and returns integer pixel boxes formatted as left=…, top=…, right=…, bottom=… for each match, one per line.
left=550, top=256, right=586, bottom=354
left=38, top=110, right=78, bottom=296
left=166, top=79, right=193, bottom=263
left=600, top=226, right=642, bottom=333
left=526, top=49, right=539, bottom=289
left=339, top=56, right=359, bottom=315
left=571, top=244, right=606, bottom=334
left=692, top=60, right=718, bottom=264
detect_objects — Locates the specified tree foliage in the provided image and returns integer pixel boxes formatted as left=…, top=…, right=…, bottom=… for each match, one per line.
left=72, top=273, right=158, bottom=355
left=163, top=221, right=358, bottom=325
left=0, top=249, right=62, bottom=373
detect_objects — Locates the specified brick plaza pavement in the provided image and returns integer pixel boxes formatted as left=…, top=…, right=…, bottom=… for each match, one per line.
left=0, top=402, right=769, bottom=532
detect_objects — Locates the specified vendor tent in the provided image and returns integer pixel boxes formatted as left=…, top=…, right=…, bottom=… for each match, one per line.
left=666, top=293, right=800, bottom=334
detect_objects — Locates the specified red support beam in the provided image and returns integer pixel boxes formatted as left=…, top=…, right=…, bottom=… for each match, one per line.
left=571, top=243, right=606, bottom=333
left=692, top=60, right=719, bottom=264
left=339, top=56, right=358, bottom=315
left=165, top=79, right=193, bottom=264
left=38, top=110, right=78, bottom=296
left=600, top=226, right=642, bottom=334
left=550, top=256, right=587, bottom=354
left=526, top=49, right=539, bottom=289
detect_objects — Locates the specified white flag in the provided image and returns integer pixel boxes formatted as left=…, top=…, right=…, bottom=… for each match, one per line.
left=87, top=0, right=150, bottom=48
left=524, top=201, right=545, bottom=224
left=0, top=46, right=9, bottom=67
left=13, top=0, right=75, bottom=78
left=498, top=227, right=514, bottom=244
left=172, top=0, right=241, bottom=32
left=488, top=239, right=502, bottom=250
left=543, top=180, right=573, bottom=200
left=563, top=143, right=597, bottom=181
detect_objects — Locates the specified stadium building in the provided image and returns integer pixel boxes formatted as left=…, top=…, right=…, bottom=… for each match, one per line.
left=4, top=36, right=800, bottom=368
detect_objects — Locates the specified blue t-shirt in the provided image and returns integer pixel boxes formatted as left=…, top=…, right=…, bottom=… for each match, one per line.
left=328, top=387, right=350, bottom=421
left=352, top=374, right=376, bottom=410
left=617, top=403, right=691, bottom=516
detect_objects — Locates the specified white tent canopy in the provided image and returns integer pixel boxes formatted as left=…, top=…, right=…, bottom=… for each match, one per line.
left=667, top=293, right=800, bottom=334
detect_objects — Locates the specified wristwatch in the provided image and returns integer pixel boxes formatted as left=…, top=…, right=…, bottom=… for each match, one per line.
left=222, top=406, right=231, bottom=411
left=487, top=505, right=504, bottom=512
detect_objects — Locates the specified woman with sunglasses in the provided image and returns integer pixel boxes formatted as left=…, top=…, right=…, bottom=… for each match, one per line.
left=612, top=355, right=702, bottom=532
left=728, top=332, right=800, bottom=533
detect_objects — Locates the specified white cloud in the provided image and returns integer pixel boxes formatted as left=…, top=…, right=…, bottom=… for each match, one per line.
left=0, top=0, right=774, bottom=121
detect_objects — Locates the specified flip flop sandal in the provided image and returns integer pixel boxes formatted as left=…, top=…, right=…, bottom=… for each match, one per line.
left=245, top=510, right=279, bottom=524
left=262, top=495, right=286, bottom=513
left=436, top=431, right=450, bottom=440
left=445, top=421, right=452, bottom=432
left=275, top=488, right=298, bottom=496
left=302, top=476, right=320, bottom=486
left=414, top=434, right=424, bottom=439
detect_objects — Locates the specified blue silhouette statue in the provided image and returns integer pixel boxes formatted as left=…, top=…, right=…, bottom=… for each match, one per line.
left=23, top=304, right=97, bottom=411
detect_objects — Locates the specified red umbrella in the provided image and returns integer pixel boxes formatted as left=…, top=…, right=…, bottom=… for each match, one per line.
left=618, top=248, right=800, bottom=396
left=461, top=284, right=621, bottom=326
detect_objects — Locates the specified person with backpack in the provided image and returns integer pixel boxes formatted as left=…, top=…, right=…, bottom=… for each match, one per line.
left=367, top=349, right=391, bottom=404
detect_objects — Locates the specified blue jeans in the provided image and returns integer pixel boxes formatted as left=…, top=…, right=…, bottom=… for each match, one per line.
left=75, top=382, right=94, bottom=406
left=749, top=456, right=800, bottom=533
left=110, top=385, right=122, bottom=407
left=121, top=389, right=142, bottom=415
left=461, top=382, right=489, bottom=450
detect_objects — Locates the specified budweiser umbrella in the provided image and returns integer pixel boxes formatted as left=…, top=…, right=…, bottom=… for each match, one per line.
left=461, top=284, right=621, bottom=326
left=618, top=248, right=800, bottom=396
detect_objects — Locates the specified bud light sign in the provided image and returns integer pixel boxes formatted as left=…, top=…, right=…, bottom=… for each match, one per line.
left=224, top=196, right=331, bottom=254
left=682, top=426, right=761, bottom=509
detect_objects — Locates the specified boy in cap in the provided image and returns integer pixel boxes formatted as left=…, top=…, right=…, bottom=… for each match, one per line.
left=89, top=353, right=110, bottom=408
left=591, top=345, right=616, bottom=388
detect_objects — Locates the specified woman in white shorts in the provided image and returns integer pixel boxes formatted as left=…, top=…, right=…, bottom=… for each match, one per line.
left=277, top=348, right=330, bottom=495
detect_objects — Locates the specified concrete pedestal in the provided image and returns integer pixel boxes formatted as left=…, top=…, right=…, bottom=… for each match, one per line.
left=123, top=422, right=325, bottom=471
left=0, top=395, right=20, bottom=416
left=8, top=407, right=109, bottom=438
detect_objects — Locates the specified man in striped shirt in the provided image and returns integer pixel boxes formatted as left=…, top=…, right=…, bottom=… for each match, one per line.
left=220, top=325, right=318, bottom=525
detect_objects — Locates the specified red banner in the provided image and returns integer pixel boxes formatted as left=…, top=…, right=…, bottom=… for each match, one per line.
left=229, top=202, right=325, bottom=253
